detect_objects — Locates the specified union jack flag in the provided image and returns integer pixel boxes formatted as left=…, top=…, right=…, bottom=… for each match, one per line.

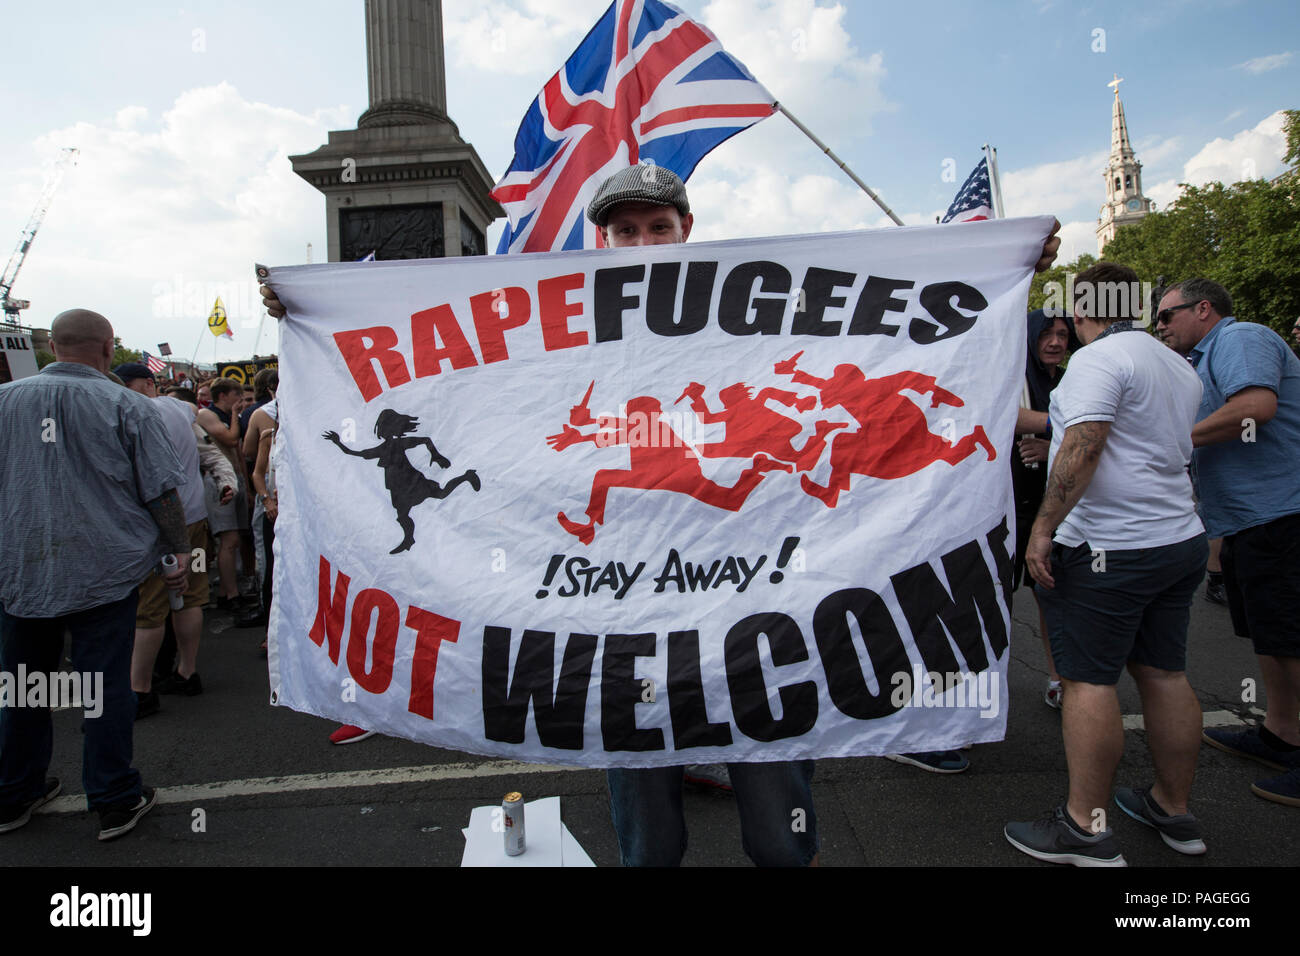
left=941, top=158, right=994, bottom=224
left=491, top=0, right=775, bottom=254
left=142, top=351, right=167, bottom=375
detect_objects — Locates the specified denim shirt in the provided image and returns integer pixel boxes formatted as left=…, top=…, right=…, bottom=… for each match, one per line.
left=0, top=363, right=187, bottom=616
left=1189, top=317, right=1300, bottom=536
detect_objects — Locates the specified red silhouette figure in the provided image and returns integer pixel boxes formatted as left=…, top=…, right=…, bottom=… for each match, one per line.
left=675, top=381, right=847, bottom=472
left=774, top=351, right=996, bottom=508
left=547, top=383, right=787, bottom=544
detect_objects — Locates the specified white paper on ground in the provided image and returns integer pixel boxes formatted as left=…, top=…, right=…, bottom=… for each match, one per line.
left=461, top=795, right=592, bottom=866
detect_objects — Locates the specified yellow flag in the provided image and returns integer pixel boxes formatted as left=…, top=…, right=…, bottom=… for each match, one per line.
left=207, top=297, right=232, bottom=338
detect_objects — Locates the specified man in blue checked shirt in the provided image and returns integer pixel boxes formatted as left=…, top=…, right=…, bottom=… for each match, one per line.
left=0, top=309, right=191, bottom=842
left=1158, top=278, right=1300, bottom=809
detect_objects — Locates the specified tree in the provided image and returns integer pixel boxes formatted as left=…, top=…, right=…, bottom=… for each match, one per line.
left=1029, top=253, right=1096, bottom=312
left=35, top=349, right=56, bottom=369
left=1100, top=177, right=1300, bottom=336
left=1282, top=109, right=1300, bottom=171
left=111, top=337, right=141, bottom=368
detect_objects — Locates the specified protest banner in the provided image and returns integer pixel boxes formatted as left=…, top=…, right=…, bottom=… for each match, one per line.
left=0, top=331, right=39, bottom=383
left=217, top=358, right=278, bottom=385
left=265, top=215, right=1053, bottom=767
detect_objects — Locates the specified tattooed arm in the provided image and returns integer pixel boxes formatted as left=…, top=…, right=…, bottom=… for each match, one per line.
left=1025, top=420, right=1111, bottom=589
left=146, top=488, right=191, bottom=591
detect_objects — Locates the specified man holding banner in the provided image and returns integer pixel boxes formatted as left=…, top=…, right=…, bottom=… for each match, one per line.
left=259, top=161, right=1064, bottom=866
left=584, top=166, right=819, bottom=866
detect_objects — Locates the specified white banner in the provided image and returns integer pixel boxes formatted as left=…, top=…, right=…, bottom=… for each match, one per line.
left=0, top=332, right=39, bottom=384
left=266, top=217, right=1051, bottom=767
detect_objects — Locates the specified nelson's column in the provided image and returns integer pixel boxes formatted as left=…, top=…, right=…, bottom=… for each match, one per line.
left=290, top=0, right=502, bottom=261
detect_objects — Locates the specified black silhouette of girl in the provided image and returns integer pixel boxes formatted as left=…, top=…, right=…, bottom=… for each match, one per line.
left=324, top=409, right=480, bottom=554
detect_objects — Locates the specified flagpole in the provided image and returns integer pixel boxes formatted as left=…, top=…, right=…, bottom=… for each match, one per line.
left=983, top=143, right=1005, bottom=219
left=187, top=325, right=206, bottom=368
left=254, top=309, right=267, bottom=357
left=775, top=102, right=904, bottom=226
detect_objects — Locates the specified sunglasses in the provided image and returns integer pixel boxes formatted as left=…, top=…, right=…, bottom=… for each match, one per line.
left=1155, top=300, right=1202, bottom=326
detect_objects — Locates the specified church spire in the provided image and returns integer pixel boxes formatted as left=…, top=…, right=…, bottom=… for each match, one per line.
left=1097, top=75, right=1152, bottom=252
left=1109, top=74, right=1134, bottom=158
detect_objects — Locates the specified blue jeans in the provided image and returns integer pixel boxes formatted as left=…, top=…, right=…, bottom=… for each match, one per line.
left=606, top=760, right=818, bottom=866
left=0, top=591, right=143, bottom=810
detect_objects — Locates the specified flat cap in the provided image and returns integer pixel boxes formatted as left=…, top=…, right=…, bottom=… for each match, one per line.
left=586, top=164, right=690, bottom=226
left=113, top=362, right=154, bottom=383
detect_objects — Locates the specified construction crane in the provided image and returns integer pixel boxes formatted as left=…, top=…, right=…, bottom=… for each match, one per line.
left=1, top=147, right=79, bottom=326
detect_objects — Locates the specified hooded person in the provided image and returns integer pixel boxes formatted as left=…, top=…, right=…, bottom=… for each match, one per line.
left=1013, top=307, right=1078, bottom=707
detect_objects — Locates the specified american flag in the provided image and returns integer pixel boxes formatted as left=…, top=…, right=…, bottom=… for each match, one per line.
left=142, top=351, right=167, bottom=375
left=941, top=158, right=994, bottom=223
left=491, top=0, right=775, bottom=254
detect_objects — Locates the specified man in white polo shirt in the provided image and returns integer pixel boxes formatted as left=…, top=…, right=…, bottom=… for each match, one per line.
left=1004, top=262, right=1208, bottom=866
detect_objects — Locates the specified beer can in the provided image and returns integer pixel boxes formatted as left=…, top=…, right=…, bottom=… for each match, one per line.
left=503, top=791, right=526, bottom=856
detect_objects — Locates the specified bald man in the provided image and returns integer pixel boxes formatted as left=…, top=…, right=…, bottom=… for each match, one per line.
left=0, top=309, right=190, bottom=842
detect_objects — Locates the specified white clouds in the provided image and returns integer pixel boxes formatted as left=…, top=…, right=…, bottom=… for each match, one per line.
left=1146, top=111, right=1290, bottom=210
left=657, top=1, right=895, bottom=242
left=5, top=83, right=349, bottom=358
left=114, top=106, right=148, bottom=130
left=1179, top=110, right=1288, bottom=186
left=1130, top=135, right=1184, bottom=170
left=1000, top=150, right=1109, bottom=220
left=1054, top=219, right=1100, bottom=264
left=700, top=0, right=891, bottom=137
left=688, top=164, right=885, bottom=242
left=1145, top=177, right=1182, bottom=212
left=443, top=0, right=606, bottom=76
left=1232, top=52, right=1293, bottom=75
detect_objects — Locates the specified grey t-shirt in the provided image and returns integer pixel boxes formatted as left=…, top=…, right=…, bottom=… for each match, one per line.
left=153, top=395, right=207, bottom=524
left=0, top=362, right=188, bottom=616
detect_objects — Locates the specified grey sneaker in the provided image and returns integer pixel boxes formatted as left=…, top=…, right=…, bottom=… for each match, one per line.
left=885, top=750, right=970, bottom=773
left=1004, top=806, right=1127, bottom=867
left=683, top=764, right=732, bottom=793
left=1203, top=726, right=1300, bottom=772
left=1044, top=680, right=1063, bottom=710
left=1114, top=787, right=1207, bottom=855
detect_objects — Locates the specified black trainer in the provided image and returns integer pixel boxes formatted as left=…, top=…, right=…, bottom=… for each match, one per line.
left=0, top=778, right=61, bottom=834
left=97, top=787, right=157, bottom=842
left=1204, top=577, right=1227, bottom=606
left=135, top=691, right=161, bottom=720
left=1114, top=787, right=1207, bottom=855
left=234, top=603, right=268, bottom=627
left=155, top=670, right=203, bottom=696
left=1004, top=805, right=1127, bottom=867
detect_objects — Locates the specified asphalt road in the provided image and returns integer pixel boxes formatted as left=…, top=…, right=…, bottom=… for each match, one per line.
left=0, top=578, right=1294, bottom=869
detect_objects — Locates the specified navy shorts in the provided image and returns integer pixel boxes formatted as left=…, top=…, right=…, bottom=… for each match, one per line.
left=1036, top=534, right=1207, bottom=685
left=1221, top=512, right=1300, bottom=658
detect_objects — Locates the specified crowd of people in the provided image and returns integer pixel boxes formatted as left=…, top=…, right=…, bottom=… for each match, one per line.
left=1000, top=266, right=1300, bottom=866
left=1, top=166, right=1296, bottom=864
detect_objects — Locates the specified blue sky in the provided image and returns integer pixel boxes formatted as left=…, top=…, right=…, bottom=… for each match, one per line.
left=1, top=0, right=1295, bottom=361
